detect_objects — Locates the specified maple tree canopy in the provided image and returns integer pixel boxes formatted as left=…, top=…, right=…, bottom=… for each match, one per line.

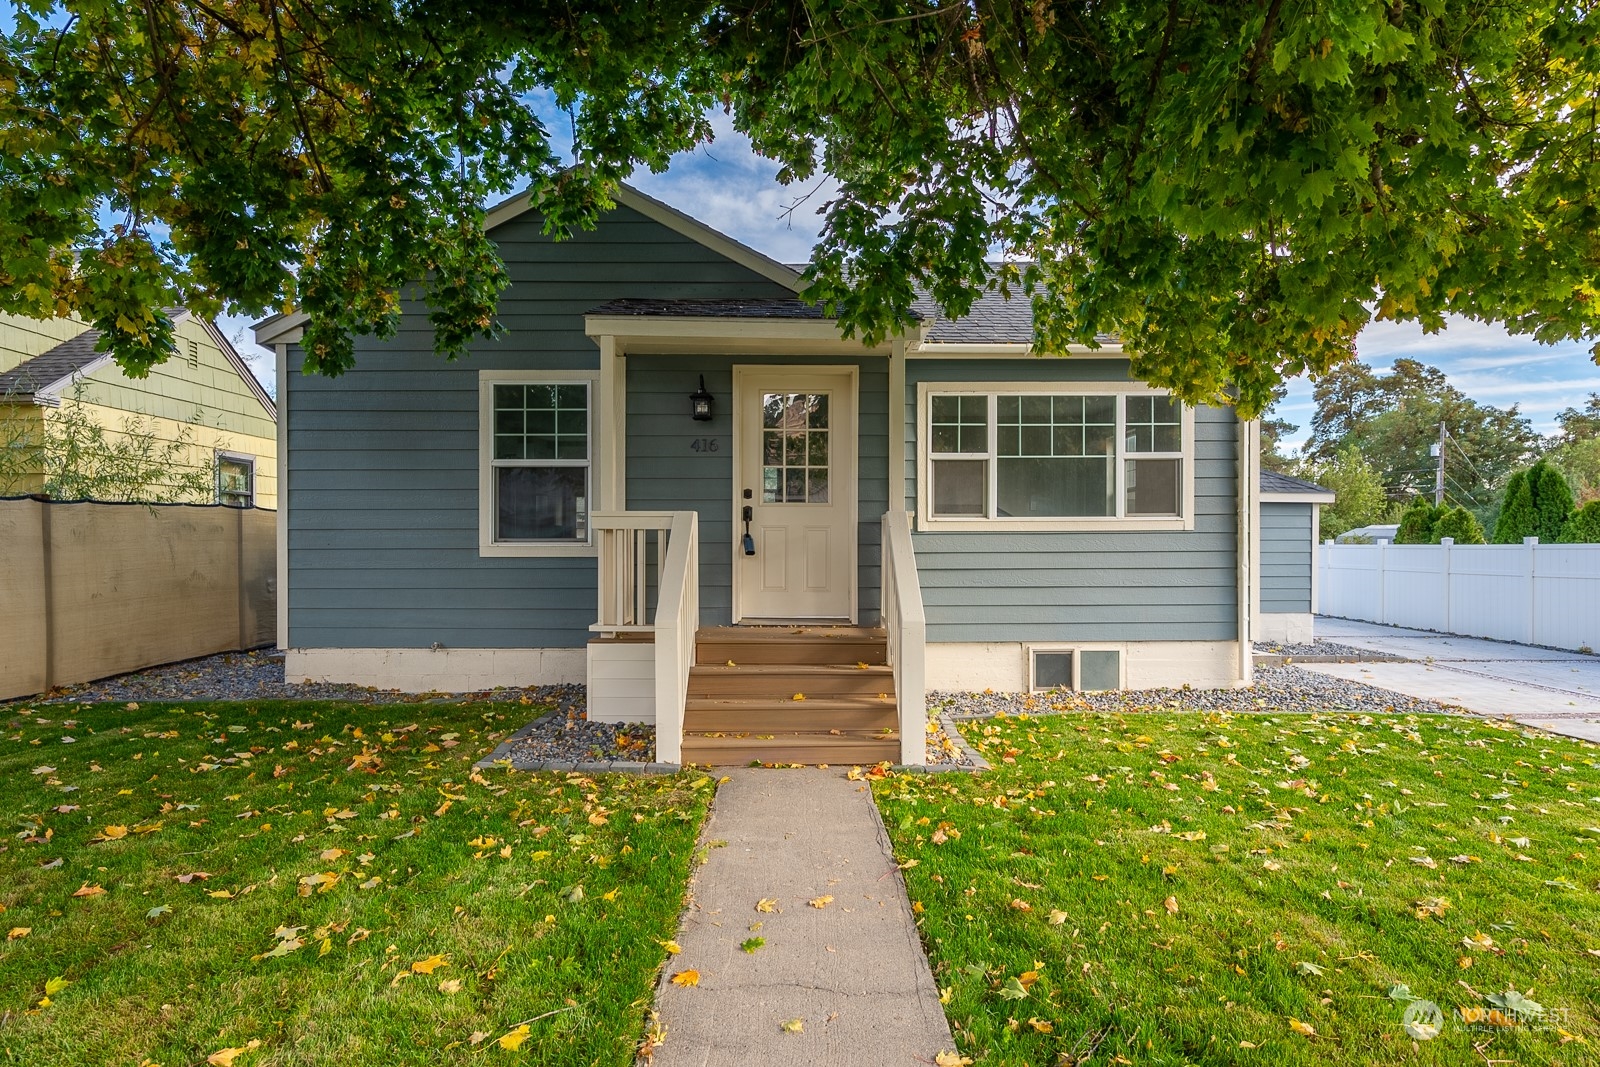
left=2, top=0, right=1597, bottom=413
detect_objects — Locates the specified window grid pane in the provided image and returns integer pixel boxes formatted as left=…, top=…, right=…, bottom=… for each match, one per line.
left=494, top=383, right=589, bottom=462
left=1124, top=394, right=1181, bottom=454
left=761, top=393, right=830, bottom=503
left=930, top=394, right=987, bottom=454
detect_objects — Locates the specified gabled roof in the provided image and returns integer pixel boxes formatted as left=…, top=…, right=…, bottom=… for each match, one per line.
left=1259, top=470, right=1335, bottom=502
left=0, top=329, right=104, bottom=395
left=586, top=298, right=835, bottom=320
left=0, top=311, right=276, bottom=418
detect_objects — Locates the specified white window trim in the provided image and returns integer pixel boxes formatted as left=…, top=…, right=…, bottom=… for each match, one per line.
left=478, top=369, right=601, bottom=558
left=215, top=451, right=256, bottom=508
left=1027, top=644, right=1127, bottom=692
left=915, top=380, right=1196, bottom=532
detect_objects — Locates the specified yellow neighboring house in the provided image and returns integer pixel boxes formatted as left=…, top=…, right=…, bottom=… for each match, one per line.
left=0, top=309, right=277, bottom=507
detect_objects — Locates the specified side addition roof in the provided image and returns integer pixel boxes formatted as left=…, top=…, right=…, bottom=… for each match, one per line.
left=1259, top=470, right=1335, bottom=503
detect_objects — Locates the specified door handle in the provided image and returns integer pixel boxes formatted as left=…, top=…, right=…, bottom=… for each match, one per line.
left=741, top=504, right=755, bottom=556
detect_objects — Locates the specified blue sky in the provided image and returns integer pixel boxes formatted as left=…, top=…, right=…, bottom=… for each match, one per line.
left=223, top=110, right=1600, bottom=447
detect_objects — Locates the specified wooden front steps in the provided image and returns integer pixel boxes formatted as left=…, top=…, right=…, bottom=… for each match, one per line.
left=681, top=626, right=899, bottom=766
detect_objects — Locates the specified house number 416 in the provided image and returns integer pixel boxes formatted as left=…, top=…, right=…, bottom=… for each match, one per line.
left=689, top=438, right=720, bottom=453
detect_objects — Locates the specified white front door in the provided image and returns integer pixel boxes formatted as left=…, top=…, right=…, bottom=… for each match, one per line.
left=733, top=367, right=858, bottom=622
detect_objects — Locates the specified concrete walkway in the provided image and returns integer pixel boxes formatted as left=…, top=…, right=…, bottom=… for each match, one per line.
left=1304, top=618, right=1600, bottom=743
left=648, top=768, right=953, bottom=1066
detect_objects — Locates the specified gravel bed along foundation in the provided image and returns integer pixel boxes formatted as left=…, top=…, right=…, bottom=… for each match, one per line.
left=1252, top=640, right=1395, bottom=660
left=931, top=665, right=1469, bottom=720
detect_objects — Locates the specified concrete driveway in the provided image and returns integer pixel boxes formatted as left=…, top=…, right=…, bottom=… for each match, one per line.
left=1303, top=618, right=1600, bottom=743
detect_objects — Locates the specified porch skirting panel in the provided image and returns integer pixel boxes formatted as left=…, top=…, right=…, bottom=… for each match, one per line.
left=923, top=640, right=1246, bottom=692
left=1254, top=612, right=1315, bottom=645
left=285, top=647, right=586, bottom=693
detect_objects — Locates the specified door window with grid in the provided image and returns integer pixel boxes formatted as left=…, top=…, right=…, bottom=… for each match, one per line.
left=760, top=392, right=830, bottom=504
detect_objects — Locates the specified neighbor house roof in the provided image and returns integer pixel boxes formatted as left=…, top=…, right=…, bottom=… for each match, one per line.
left=0, top=329, right=105, bottom=396
left=0, top=311, right=276, bottom=417
left=1259, top=470, right=1335, bottom=502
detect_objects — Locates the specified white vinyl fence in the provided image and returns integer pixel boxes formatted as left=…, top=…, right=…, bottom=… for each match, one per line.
left=1318, top=538, right=1600, bottom=652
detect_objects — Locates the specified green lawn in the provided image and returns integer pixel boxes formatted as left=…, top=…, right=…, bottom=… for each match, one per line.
left=0, top=700, right=708, bottom=1066
left=878, top=711, right=1600, bottom=1066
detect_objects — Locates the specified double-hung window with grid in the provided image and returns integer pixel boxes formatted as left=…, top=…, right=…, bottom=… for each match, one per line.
left=925, top=388, right=1187, bottom=525
left=481, top=373, right=595, bottom=550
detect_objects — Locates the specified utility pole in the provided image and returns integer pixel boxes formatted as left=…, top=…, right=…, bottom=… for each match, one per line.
left=1433, top=421, right=1446, bottom=507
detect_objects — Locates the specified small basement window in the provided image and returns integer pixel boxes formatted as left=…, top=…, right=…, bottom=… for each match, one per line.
left=1029, top=648, right=1123, bottom=692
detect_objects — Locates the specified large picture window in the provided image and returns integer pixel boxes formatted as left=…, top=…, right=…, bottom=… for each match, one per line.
left=920, top=384, right=1192, bottom=530
left=479, top=371, right=597, bottom=555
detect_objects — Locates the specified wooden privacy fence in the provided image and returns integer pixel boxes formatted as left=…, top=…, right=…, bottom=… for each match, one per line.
left=0, top=498, right=276, bottom=700
left=1318, top=537, right=1600, bottom=652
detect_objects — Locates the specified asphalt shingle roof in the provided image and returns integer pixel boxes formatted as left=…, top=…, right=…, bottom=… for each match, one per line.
left=587, top=298, right=835, bottom=320
left=0, top=329, right=105, bottom=396
left=1259, top=470, right=1332, bottom=495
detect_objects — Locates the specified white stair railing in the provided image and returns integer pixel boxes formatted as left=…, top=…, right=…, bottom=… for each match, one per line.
left=652, top=510, right=698, bottom=764
left=591, top=511, right=697, bottom=763
left=881, top=509, right=926, bottom=766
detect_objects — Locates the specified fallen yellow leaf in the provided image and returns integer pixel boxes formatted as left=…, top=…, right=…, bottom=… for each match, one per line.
left=72, top=884, right=106, bottom=898
left=671, top=969, right=701, bottom=987
left=7, top=927, right=30, bottom=940
left=808, top=895, right=834, bottom=909
left=411, top=954, right=448, bottom=975
left=660, top=940, right=682, bottom=955
left=755, top=898, right=778, bottom=913
left=438, top=979, right=464, bottom=995
left=497, top=1025, right=531, bottom=1051
left=1289, top=1018, right=1316, bottom=1037
left=780, top=1018, right=803, bottom=1033
left=92, top=825, right=128, bottom=842
left=206, top=1039, right=261, bottom=1066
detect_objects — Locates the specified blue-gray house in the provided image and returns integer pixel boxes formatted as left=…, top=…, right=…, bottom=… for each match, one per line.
left=254, top=184, right=1279, bottom=766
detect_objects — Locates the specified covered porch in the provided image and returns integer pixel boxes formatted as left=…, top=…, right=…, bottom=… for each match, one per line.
left=584, top=509, right=927, bottom=766
left=581, top=301, right=926, bottom=765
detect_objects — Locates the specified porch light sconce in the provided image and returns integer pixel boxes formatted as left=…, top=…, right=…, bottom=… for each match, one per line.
left=689, top=375, right=715, bottom=422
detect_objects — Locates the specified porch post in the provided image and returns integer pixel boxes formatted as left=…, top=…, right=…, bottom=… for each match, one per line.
left=888, top=336, right=907, bottom=514
left=597, top=334, right=626, bottom=511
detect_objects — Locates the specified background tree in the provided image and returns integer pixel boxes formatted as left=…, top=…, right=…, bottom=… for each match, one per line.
left=1306, top=357, right=1537, bottom=512
left=1294, top=444, right=1390, bottom=540
left=0, top=385, right=216, bottom=503
left=1493, top=470, right=1533, bottom=543
left=1, top=1, right=1598, bottom=409
left=1544, top=394, right=1600, bottom=504
left=1394, top=498, right=1439, bottom=545
left=1530, top=460, right=1576, bottom=542
left=1431, top=506, right=1486, bottom=545
left=1553, top=394, right=1600, bottom=444
left=1259, top=385, right=1300, bottom=473
left=1558, top=501, right=1600, bottom=544
left=1493, top=460, right=1575, bottom=543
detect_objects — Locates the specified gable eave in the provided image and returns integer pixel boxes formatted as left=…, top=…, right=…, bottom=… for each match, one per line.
left=484, top=183, right=805, bottom=294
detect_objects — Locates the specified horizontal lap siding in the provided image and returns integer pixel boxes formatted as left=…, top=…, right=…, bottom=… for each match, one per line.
left=627, top=355, right=889, bottom=627
left=286, top=207, right=795, bottom=650
left=1260, top=502, right=1313, bottom=613
left=905, top=359, right=1240, bottom=642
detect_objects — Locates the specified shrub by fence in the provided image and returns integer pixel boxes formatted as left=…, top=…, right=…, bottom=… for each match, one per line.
left=0, top=497, right=275, bottom=700
left=1317, top=537, right=1600, bottom=652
